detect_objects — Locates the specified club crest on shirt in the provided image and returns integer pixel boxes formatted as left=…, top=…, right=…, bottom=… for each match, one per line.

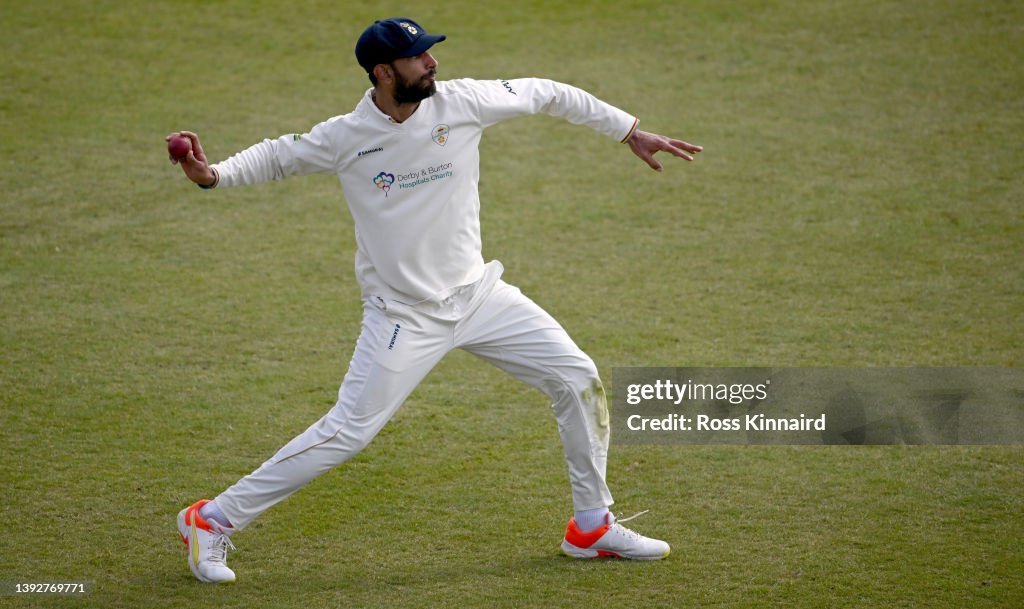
left=431, top=124, right=450, bottom=147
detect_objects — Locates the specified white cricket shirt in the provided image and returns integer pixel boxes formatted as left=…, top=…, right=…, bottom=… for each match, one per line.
left=212, top=78, right=638, bottom=303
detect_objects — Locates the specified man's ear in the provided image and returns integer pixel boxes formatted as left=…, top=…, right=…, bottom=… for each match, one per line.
left=373, top=63, right=392, bottom=84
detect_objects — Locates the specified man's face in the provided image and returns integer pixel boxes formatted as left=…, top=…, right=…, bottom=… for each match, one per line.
left=390, top=51, right=438, bottom=104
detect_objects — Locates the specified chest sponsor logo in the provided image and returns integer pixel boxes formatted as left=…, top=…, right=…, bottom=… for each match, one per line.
left=431, top=124, right=450, bottom=147
left=358, top=146, right=384, bottom=158
left=373, top=163, right=455, bottom=196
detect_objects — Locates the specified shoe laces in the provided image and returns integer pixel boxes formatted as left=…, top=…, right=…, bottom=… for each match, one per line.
left=610, top=509, right=650, bottom=540
left=205, top=531, right=236, bottom=564
left=616, top=509, right=649, bottom=524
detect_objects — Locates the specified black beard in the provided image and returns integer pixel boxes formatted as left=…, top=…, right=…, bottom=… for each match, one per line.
left=393, top=70, right=437, bottom=104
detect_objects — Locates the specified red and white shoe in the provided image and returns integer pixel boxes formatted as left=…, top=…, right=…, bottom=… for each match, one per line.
left=561, top=510, right=670, bottom=560
left=177, top=499, right=236, bottom=583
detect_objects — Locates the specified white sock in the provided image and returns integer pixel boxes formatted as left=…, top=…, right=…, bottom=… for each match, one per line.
left=199, top=500, right=233, bottom=529
left=574, top=507, right=610, bottom=532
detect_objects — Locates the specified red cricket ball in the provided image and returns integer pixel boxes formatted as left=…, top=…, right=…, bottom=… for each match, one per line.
left=167, top=135, right=192, bottom=161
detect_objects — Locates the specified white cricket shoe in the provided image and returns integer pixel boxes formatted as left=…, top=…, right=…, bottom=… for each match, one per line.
left=561, top=510, right=670, bottom=560
left=177, top=499, right=237, bottom=583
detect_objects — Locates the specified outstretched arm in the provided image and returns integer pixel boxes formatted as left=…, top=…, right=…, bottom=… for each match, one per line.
left=627, top=130, right=702, bottom=172
left=167, top=121, right=341, bottom=190
left=467, top=79, right=702, bottom=171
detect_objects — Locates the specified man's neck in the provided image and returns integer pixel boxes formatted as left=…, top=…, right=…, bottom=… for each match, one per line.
left=371, top=89, right=419, bottom=124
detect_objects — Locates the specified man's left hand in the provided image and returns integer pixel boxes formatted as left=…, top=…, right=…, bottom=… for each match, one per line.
left=628, top=130, right=702, bottom=172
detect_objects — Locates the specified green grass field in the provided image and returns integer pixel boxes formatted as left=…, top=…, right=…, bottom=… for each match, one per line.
left=2, top=1, right=1022, bottom=607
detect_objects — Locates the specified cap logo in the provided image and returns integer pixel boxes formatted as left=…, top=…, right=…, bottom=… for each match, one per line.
left=400, top=22, right=418, bottom=35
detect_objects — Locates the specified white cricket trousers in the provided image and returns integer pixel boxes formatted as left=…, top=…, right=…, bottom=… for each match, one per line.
left=215, top=262, right=613, bottom=529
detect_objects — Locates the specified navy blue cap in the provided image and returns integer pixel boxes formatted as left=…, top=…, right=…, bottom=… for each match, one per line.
left=355, top=18, right=446, bottom=73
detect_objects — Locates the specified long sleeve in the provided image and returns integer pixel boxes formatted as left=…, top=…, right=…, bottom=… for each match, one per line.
left=469, top=78, right=638, bottom=143
left=213, top=116, right=343, bottom=188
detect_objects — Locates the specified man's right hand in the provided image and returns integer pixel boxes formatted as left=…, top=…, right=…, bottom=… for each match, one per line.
left=166, top=131, right=217, bottom=187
